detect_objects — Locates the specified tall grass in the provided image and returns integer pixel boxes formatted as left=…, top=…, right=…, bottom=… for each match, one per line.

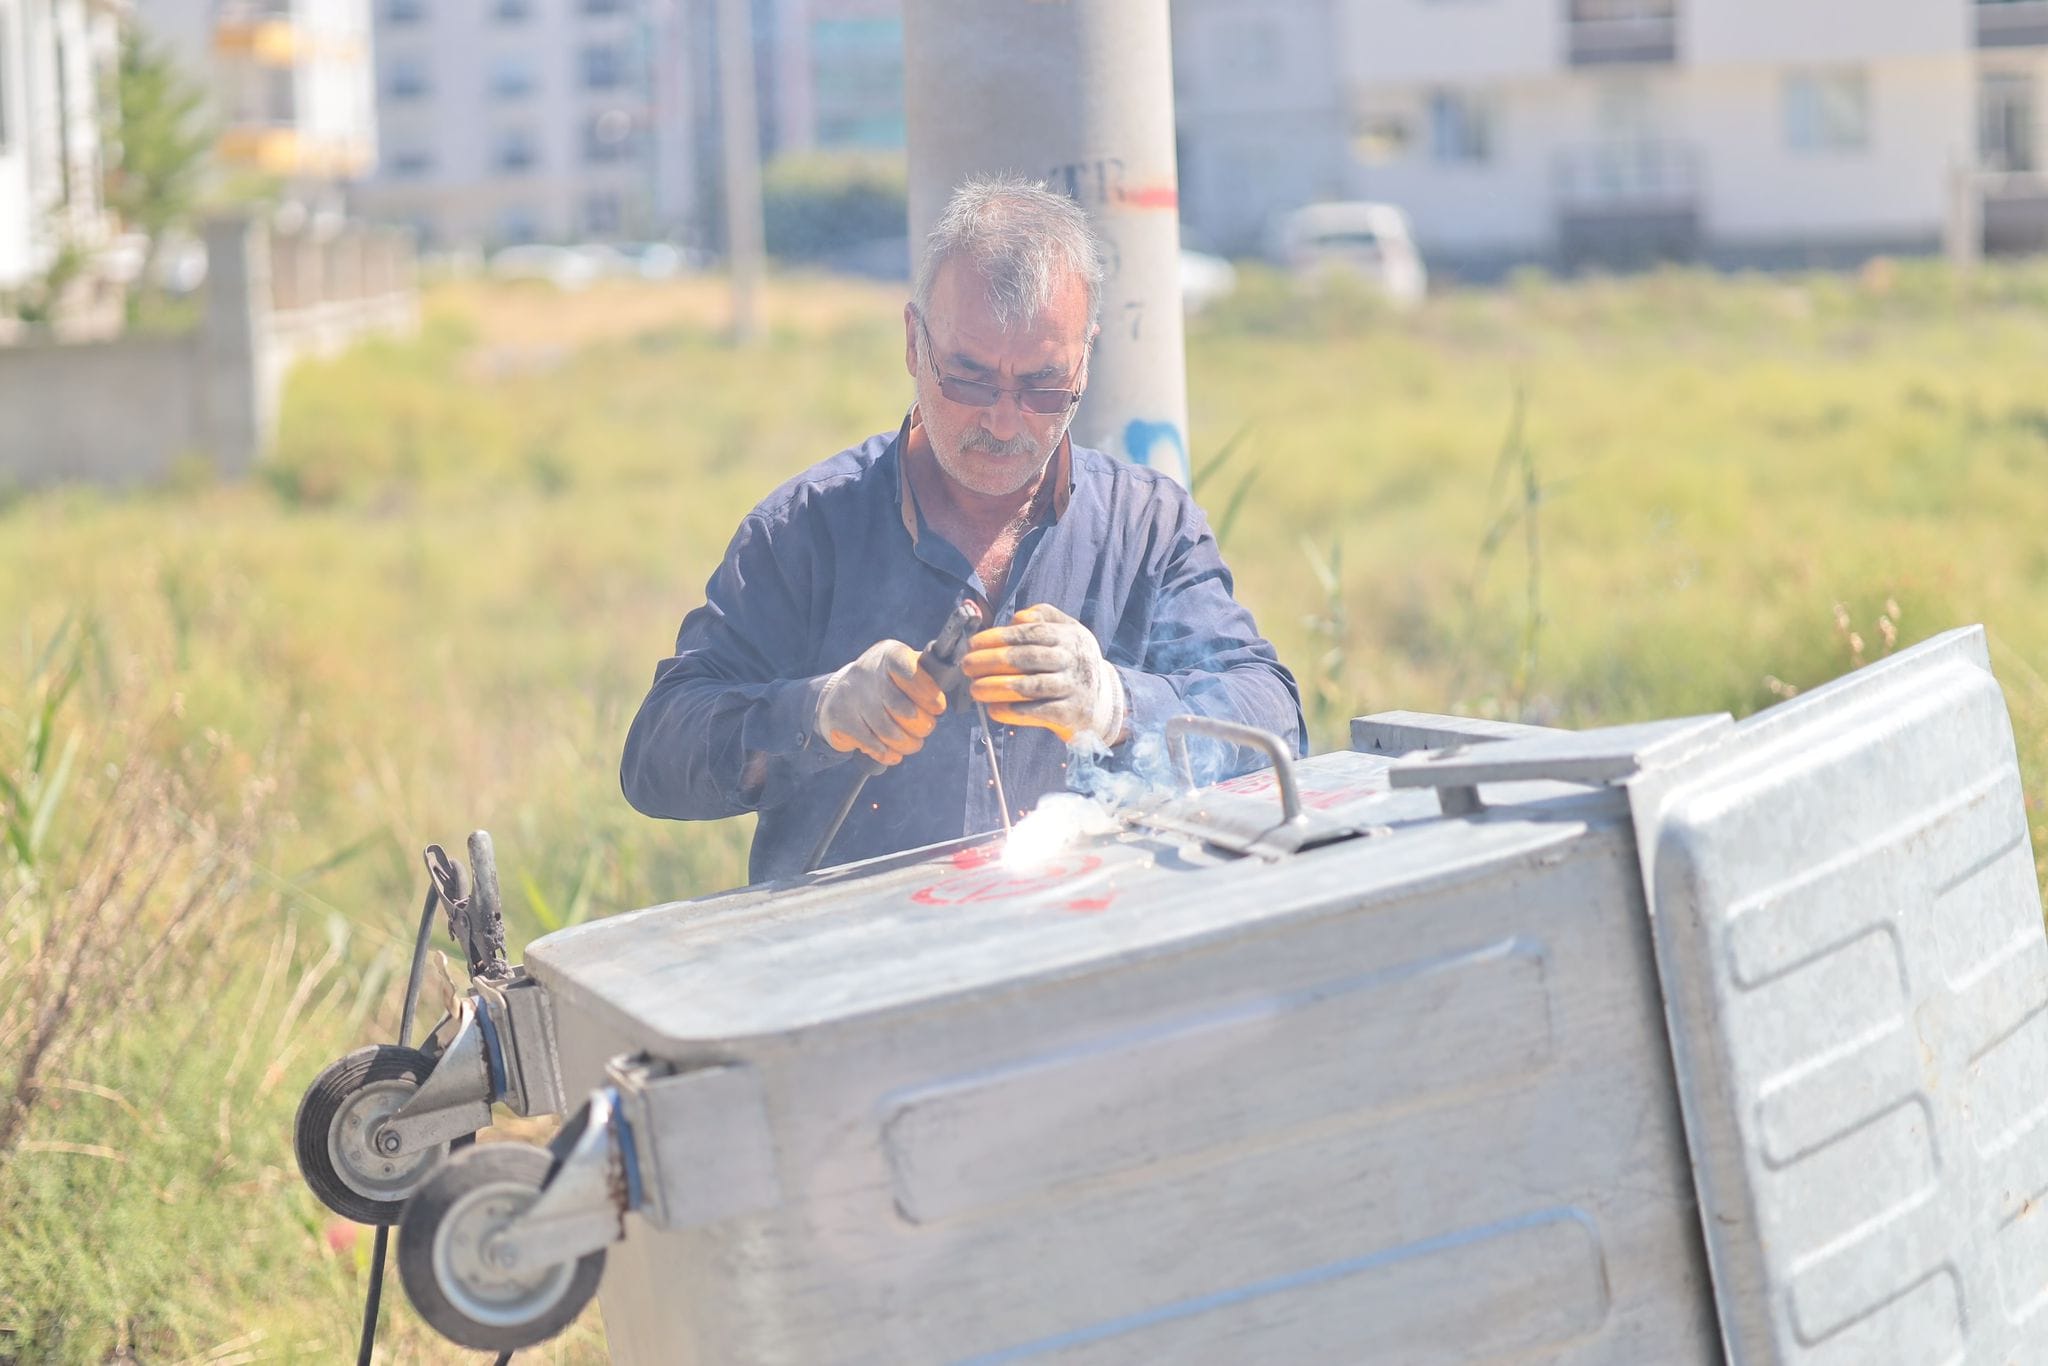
left=3, top=257, right=2047, bottom=1357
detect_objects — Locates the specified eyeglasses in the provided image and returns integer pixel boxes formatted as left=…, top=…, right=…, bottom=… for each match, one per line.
left=916, top=314, right=1083, bottom=415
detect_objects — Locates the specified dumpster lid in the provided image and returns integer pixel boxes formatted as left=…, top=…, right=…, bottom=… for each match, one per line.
left=524, top=747, right=1608, bottom=1049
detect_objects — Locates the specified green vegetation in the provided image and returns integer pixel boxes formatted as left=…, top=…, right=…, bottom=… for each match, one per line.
left=104, top=29, right=213, bottom=324
left=5, top=257, right=2048, bottom=1359
left=761, top=151, right=908, bottom=261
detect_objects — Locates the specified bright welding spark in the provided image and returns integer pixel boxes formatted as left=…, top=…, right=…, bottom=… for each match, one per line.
left=1001, top=793, right=1116, bottom=872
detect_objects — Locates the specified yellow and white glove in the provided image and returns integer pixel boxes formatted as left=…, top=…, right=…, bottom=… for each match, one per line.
left=814, top=639, right=947, bottom=766
left=961, top=603, right=1126, bottom=745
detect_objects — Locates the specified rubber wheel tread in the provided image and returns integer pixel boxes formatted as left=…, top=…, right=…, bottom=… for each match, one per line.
left=397, top=1142, right=606, bottom=1353
left=293, top=1044, right=443, bottom=1226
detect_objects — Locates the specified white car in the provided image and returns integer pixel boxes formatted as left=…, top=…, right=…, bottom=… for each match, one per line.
left=487, top=244, right=604, bottom=290
left=1267, top=201, right=1428, bottom=308
left=1178, top=248, right=1238, bottom=314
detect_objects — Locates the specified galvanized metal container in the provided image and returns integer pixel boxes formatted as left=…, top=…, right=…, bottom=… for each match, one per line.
left=523, top=625, right=2048, bottom=1363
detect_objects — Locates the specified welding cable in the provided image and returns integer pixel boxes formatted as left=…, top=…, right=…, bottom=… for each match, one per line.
left=356, top=876, right=444, bottom=1366
left=803, top=755, right=885, bottom=873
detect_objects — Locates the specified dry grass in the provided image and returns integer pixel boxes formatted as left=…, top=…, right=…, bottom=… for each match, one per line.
left=5, top=256, right=2048, bottom=1358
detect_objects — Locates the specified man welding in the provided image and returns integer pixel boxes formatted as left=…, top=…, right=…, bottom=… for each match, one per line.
left=621, top=175, right=1305, bottom=881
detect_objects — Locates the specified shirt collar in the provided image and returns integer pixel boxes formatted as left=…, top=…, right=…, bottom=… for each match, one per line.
left=893, top=406, right=1076, bottom=543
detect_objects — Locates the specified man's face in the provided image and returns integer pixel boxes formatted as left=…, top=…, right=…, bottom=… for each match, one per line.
left=905, top=259, right=1093, bottom=499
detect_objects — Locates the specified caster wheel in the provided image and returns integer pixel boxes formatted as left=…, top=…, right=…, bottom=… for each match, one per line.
left=293, top=1044, right=453, bottom=1225
left=398, top=1143, right=605, bottom=1353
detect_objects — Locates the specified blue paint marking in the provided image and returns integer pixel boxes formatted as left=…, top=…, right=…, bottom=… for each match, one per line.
left=950, top=1207, right=1595, bottom=1365
left=1122, top=418, right=1187, bottom=483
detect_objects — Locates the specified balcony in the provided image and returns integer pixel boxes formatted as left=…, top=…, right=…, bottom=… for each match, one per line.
left=1981, top=172, right=2048, bottom=254
left=1977, top=1, right=2048, bottom=49
left=1567, top=0, right=1678, bottom=66
left=1554, top=139, right=1701, bottom=267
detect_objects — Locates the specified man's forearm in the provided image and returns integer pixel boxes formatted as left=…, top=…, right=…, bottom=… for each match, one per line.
left=620, top=665, right=839, bottom=820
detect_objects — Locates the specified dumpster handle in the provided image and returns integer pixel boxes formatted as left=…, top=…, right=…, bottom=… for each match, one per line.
left=1165, top=716, right=1304, bottom=825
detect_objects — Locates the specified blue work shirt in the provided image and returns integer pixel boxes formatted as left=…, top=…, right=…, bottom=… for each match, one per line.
left=621, top=413, right=1306, bottom=883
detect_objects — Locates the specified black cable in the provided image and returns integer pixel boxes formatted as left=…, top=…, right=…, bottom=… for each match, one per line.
left=398, top=883, right=440, bottom=1050
left=356, top=882, right=444, bottom=1365
left=356, top=1225, right=388, bottom=1366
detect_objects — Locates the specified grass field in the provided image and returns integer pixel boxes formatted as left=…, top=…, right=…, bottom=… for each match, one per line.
left=4, top=257, right=2048, bottom=1361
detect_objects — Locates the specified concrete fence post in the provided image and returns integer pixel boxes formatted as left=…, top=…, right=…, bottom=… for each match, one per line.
left=1946, top=165, right=1984, bottom=272
left=199, top=216, right=275, bottom=473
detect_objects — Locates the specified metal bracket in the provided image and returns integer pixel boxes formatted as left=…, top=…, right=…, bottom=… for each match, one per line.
left=610, top=1054, right=781, bottom=1232
left=489, top=1086, right=633, bottom=1268
left=379, top=997, right=495, bottom=1154
left=1386, top=714, right=1733, bottom=817
left=480, top=970, right=565, bottom=1119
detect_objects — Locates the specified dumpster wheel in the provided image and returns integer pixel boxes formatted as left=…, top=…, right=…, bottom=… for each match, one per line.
left=295, top=1044, right=454, bottom=1226
left=398, top=1143, right=605, bottom=1352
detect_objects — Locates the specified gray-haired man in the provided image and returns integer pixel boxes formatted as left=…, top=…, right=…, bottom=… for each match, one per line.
left=622, top=175, right=1305, bottom=880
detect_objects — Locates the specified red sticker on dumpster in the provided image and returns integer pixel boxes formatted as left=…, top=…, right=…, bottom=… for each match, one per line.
left=912, top=854, right=1105, bottom=906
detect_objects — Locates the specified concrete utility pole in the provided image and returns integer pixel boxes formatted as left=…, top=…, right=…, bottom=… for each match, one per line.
left=716, top=0, right=766, bottom=343
left=903, top=0, right=1189, bottom=485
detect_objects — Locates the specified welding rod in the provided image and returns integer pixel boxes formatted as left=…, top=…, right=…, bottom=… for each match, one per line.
left=978, top=702, right=1012, bottom=835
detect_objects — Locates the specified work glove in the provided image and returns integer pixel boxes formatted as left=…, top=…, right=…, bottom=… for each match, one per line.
left=961, top=603, right=1126, bottom=745
left=814, top=639, right=948, bottom=766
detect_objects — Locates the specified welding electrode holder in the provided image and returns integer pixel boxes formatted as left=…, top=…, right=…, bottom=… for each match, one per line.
left=802, top=596, right=988, bottom=873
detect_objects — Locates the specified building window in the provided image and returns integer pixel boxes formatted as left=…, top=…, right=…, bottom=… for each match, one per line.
left=497, top=206, right=539, bottom=243
left=389, top=148, right=434, bottom=177
left=581, top=0, right=625, bottom=16
left=811, top=17, right=907, bottom=150
left=494, top=0, right=530, bottom=21
left=1351, top=112, right=1411, bottom=166
left=1428, top=90, right=1494, bottom=165
left=582, top=109, right=637, bottom=163
left=1982, top=70, right=2037, bottom=172
left=387, top=56, right=430, bottom=100
left=386, top=0, right=425, bottom=25
left=1570, top=0, right=1676, bottom=19
left=583, top=191, right=622, bottom=235
left=490, top=53, right=537, bottom=99
left=1785, top=70, right=1869, bottom=154
left=580, top=43, right=625, bottom=91
left=495, top=127, right=538, bottom=173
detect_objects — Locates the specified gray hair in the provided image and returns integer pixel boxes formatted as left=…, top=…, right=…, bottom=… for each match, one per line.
left=912, top=174, right=1107, bottom=357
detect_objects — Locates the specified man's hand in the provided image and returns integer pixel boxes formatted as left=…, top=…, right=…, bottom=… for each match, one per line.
left=815, top=640, right=947, bottom=765
left=961, top=603, right=1126, bottom=744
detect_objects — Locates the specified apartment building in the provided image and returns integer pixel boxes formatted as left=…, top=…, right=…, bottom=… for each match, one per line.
left=1176, top=0, right=2048, bottom=272
left=353, top=0, right=687, bottom=246
left=0, top=0, right=115, bottom=293
left=760, top=0, right=902, bottom=154
left=1171, top=0, right=1349, bottom=255
left=133, top=0, right=378, bottom=187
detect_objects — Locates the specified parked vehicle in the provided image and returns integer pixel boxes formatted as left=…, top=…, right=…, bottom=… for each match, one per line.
left=1178, top=247, right=1238, bottom=313
left=1267, top=200, right=1428, bottom=307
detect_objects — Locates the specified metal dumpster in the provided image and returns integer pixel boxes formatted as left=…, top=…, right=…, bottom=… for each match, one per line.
left=367, top=625, right=2048, bottom=1361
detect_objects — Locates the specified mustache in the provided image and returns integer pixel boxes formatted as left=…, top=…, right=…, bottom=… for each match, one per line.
left=959, top=429, right=1042, bottom=458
